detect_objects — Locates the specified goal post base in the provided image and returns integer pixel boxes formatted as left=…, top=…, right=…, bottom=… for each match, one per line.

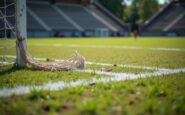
left=16, top=39, right=27, bottom=67
left=15, top=0, right=27, bottom=67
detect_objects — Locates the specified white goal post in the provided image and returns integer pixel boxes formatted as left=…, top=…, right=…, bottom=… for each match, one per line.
left=1, top=0, right=85, bottom=70
left=16, top=0, right=27, bottom=67
left=0, top=0, right=27, bottom=67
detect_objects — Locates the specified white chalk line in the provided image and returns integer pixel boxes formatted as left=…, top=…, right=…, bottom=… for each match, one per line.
left=31, top=43, right=185, bottom=52
left=0, top=55, right=167, bottom=70
left=1, top=55, right=185, bottom=97
left=0, top=67, right=184, bottom=97
left=0, top=61, right=14, bottom=66
left=0, top=61, right=148, bottom=77
left=3, top=44, right=183, bottom=52
left=0, top=46, right=15, bottom=50
left=1, top=44, right=185, bottom=52
left=0, top=61, right=158, bottom=79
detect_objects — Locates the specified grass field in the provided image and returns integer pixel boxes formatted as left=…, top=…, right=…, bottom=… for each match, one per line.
left=0, top=37, right=185, bottom=115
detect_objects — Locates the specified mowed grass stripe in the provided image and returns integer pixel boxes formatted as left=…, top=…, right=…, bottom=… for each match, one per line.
left=0, top=60, right=155, bottom=89
left=0, top=73, right=184, bottom=115
left=1, top=37, right=185, bottom=48
left=0, top=55, right=166, bottom=70
left=30, top=43, right=185, bottom=51
left=0, top=38, right=185, bottom=114
left=0, top=67, right=184, bottom=97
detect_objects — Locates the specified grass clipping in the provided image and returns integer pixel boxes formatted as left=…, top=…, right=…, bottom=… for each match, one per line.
left=17, top=40, right=85, bottom=71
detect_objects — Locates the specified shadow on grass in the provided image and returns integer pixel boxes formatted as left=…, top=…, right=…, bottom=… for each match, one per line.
left=0, top=65, right=46, bottom=76
left=0, top=65, right=24, bottom=76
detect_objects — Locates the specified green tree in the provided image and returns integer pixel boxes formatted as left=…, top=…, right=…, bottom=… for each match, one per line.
left=123, top=0, right=159, bottom=31
left=97, top=0, right=125, bottom=19
left=139, top=0, right=159, bottom=22
left=97, top=0, right=160, bottom=31
left=124, top=0, right=140, bottom=31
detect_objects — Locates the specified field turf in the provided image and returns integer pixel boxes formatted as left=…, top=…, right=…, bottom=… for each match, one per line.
left=0, top=37, right=185, bottom=115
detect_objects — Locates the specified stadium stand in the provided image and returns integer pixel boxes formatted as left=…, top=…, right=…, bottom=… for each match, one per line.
left=0, top=0, right=130, bottom=38
left=56, top=4, right=107, bottom=30
left=26, top=0, right=130, bottom=37
left=140, top=0, right=185, bottom=36
left=0, top=0, right=15, bottom=38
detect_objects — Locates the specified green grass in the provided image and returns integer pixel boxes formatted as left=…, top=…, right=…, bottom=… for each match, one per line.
left=0, top=64, right=153, bottom=88
left=27, top=37, right=185, bottom=48
left=0, top=65, right=105, bottom=88
left=86, top=64, right=154, bottom=73
left=1, top=37, right=185, bottom=68
left=0, top=37, right=185, bottom=115
left=0, top=73, right=184, bottom=115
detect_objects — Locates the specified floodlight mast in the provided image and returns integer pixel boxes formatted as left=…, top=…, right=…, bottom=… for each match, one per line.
left=16, top=0, right=27, bottom=67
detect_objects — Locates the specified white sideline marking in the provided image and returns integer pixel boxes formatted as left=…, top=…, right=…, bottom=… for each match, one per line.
left=0, top=61, right=155, bottom=75
left=0, top=55, right=16, bottom=58
left=0, top=46, right=15, bottom=49
left=1, top=44, right=185, bottom=52
left=0, top=55, right=166, bottom=70
left=31, top=43, right=185, bottom=52
left=0, top=68, right=184, bottom=97
left=1, top=60, right=155, bottom=79
left=1, top=56, right=184, bottom=97
left=86, top=61, right=167, bottom=70
left=0, top=62, right=14, bottom=66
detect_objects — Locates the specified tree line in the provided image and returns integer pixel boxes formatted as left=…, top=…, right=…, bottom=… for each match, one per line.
left=97, top=0, right=168, bottom=31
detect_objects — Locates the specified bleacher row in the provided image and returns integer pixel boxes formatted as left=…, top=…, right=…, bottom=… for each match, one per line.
left=0, top=0, right=15, bottom=37
left=0, top=0, right=185, bottom=37
left=140, top=1, right=185, bottom=36
left=0, top=1, right=130, bottom=37
left=26, top=1, right=130, bottom=37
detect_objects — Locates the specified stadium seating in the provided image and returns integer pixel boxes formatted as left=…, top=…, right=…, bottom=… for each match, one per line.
left=0, top=0, right=15, bottom=37
left=140, top=1, right=185, bottom=36
left=28, top=2, right=76, bottom=31
left=0, top=0, right=130, bottom=37
left=27, top=11, right=45, bottom=30
left=26, top=1, right=130, bottom=37
left=148, top=4, right=184, bottom=31
left=89, top=3, right=129, bottom=32
left=170, top=15, right=185, bottom=32
left=56, top=4, right=107, bottom=30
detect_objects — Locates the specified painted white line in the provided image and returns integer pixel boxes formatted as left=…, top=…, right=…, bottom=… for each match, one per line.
left=31, top=43, right=185, bottom=52
left=0, top=55, right=16, bottom=58
left=0, top=55, right=166, bottom=70
left=86, top=61, right=167, bottom=70
left=0, top=62, right=14, bottom=66
left=0, top=68, right=184, bottom=97
left=150, top=47, right=185, bottom=51
left=1, top=43, right=185, bottom=52
left=0, top=45, right=15, bottom=49
left=77, top=69, right=140, bottom=77
left=0, top=61, right=154, bottom=76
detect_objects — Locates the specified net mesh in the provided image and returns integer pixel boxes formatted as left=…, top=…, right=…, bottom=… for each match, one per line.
left=0, top=0, right=85, bottom=70
left=0, top=0, right=16, bottom=37
left=0, top=0, right=16, bottom=66
left=17, top=38, right=85, bottom=71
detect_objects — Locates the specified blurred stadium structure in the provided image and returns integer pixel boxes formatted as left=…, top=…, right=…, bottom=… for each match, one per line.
left=0, top=0, right=185, bottom=38
left=26, top=0, right=132, bottom=37
left=139, top=0, right=185, bottom=36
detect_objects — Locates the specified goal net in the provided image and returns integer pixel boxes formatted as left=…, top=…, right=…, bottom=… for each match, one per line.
left=0, top=0, right=16, bottom=66
left=0, top=0, right=85, bottom=70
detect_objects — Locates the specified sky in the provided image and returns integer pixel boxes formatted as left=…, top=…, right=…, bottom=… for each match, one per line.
left=124, top=0, right=167, bottom=5
left=158, top=0, right=167, bottom=4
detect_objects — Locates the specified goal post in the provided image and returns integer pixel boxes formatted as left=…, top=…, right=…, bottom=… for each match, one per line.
left=0, top=0, right=85, bottom=70
left=15, top=0, right=27, bottom=67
